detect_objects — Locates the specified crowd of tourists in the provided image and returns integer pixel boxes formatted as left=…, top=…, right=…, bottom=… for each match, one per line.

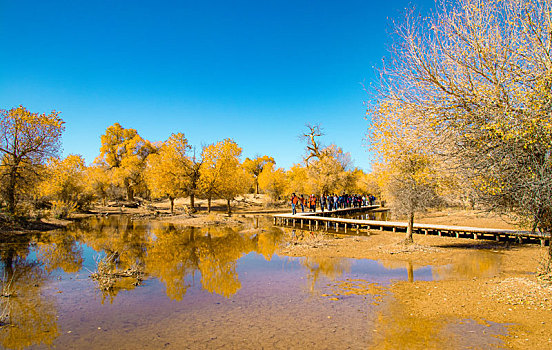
left=290, top=193, right=376, bottom=215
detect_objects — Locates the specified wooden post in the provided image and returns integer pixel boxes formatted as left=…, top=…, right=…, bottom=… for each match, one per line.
left=316, top=221, right=319, bottom=230
left=345, top=224, right=347, bottom=233
left=517, top=236, right=523, bottom=244
left=495, top=235, right=500, bottom=242
left=392, top=227, right=396, bottom=233
left=438, top=231, right=442, bottom=237
left=301, top=219, right=303, bottom=228
left=473, top=233, right=478, bottom=240
left=293, top=219, right=296, bottom=227
left=541, top=239, right=546, bottom=247
left=424, top=229, right=428, bottom=235
left=325, top=222, right=328, bottom=231
left=356, top=225, right=359, bottom=233
left=455, top=231, right=459, bottom=238
left=309, top=220, right=311, bottom=229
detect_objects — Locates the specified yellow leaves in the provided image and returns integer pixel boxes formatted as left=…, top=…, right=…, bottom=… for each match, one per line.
left=199, top=138, right=247, bottom=201
left=38, top=154, right=90, bottom=210
left=145, top=133, right=191, bottom=205
left=258, top=162, right=287, bottom=199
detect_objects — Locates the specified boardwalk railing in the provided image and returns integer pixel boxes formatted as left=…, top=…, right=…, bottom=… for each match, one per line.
left=273, top=207, right=549, bottom=246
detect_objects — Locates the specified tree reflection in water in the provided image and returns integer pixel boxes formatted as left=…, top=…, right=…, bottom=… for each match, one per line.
left=0, top=237, right=59, bottom=350
left=66, top=216, right=287, bottom=301
left=146, top=224, right=286, bottom=300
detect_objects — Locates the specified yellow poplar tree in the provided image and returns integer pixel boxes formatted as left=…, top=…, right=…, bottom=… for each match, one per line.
left=258, top=162, right=287, bottom=200
left=199, top=139, right=247, bottom=214
left=369, top=100, right=439, bottom=243
left=0, top=106, right=65, bottom=215
left=144, top=133, right=191, bottom=213
left=96, top=123, right=155, bottom=201
left=285, top=163, right=311, bottom=196
left=39, top=154, right=92, bottom=211
left=243, top=155, right=275, bottom=194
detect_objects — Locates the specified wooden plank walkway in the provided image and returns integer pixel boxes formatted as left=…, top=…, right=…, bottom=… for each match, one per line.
left=273, top=207, right=550, bottom=246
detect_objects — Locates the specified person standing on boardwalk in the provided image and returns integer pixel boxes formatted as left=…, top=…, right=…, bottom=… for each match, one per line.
left=309, top=194, right=317, bottom=212
left=291, top=193, right=299, bottom=215
left=320, top=195, right=326, bottom=213
left=300, top=194, right=305, bottom=212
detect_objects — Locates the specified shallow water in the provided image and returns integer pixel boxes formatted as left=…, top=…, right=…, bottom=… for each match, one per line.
left=0, top=215, right=507, bottom=349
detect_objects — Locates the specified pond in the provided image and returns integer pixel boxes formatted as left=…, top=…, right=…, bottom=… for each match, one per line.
left=0, top=215, right=507, bottom=349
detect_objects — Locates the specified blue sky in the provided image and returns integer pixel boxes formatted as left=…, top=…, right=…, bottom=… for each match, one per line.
left=0, top=0, right=434, bottom=171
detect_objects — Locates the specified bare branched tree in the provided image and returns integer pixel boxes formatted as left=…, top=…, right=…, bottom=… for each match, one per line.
left=370, top=0, right=552, bottom=254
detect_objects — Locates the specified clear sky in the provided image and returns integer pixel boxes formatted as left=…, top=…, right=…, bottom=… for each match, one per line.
left=0, top=0, right=434, bottom=171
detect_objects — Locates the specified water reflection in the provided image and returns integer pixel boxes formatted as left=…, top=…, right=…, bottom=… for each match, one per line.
left=0, top=238, right=58, bottom=350
left=67, top=216, right=286, bottom=301
left=0, top=216, right=510, bottom=349
left=433, top=251, right=503, bottom=280
left=301, top=257, right=352, bottom=293
left=36, top=232, right=83, bottom=273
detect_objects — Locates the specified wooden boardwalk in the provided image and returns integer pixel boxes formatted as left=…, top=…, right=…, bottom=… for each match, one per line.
left=273, top=206, right=550, bottom=246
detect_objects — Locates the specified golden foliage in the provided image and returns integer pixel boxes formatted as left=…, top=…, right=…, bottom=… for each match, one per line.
left=258, top=162, right=287, bottom=200
left=38, top=154, right=93, bottom=211
left=145, top=133, right=191, bottom=213
left=199, top=139, right=248, bottom=212
left=0, top=105, right=65, bottom=214
left=96, top=123, right=155, bottom=200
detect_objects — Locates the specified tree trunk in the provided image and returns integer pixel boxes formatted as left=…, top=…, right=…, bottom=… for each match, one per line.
left=170, top=197, right=174, bottom=214
left=256, top=181, right=259, bottom=194
left=207, top=197, right=212, bottom=213
left=227, top=199, right=231, bottom=215
left=190, top=193, right=195, bottom=212
left=6, top=170, right=17, bottom=215
left=405, top=211, right=414, bottom=244
left=126, top=183, right=134, bottom=201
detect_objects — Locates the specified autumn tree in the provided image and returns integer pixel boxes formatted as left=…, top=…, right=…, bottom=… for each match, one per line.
left=96, top=123, right=155, bottom=201
left=185, top=147, right=204, bottom=212
left=144, top=133, right=191, bottom=213
left=0, top=106, right=65, bottom=215
left=300, top=124, right=354, bottom=196
left=199, top=139, right=248, bottom=214
left=85, top=163, right=112, bottom=205
left=243, top=155, right=275, bottom=194
left=258, top=162, right=287, bottom=201
left=307, top=144, right=353, bottom=196
left=369, top=101, right=440, bottom=243
left=372, top=0, right=552, bottom=247
left=285, top=163, right=311, bottom=196
left=38, top=154, right=93, bottom=213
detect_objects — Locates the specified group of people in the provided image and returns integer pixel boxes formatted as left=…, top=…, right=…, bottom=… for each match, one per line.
left=290, top=193, right=376, bottom=215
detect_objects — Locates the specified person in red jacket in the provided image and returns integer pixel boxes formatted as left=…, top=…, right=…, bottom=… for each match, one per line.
left=291, top=193, right=299, bottom=215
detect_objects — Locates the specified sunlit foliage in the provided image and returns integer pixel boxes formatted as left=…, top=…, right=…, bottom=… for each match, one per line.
left=96, top=123, right=155, bottom=201
left=38, top=154, right=93, bottom=213
left=145, top=133, right=191, bottom=213
left=0, top=106, right=64, bottom=215
left=243, top=155, right=275, bottom=194
left=258, top=162, right=287, bottom=200
left=199, top=139, right=248, bottom=214
left=369, top=101, right=439, bottom=243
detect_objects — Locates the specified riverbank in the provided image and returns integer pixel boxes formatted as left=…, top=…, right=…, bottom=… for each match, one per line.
left=278, top=209, right=551, bottom=349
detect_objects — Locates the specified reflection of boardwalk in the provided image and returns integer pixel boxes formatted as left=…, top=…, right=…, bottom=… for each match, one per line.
left=273, top=207, right=548, bottom=246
